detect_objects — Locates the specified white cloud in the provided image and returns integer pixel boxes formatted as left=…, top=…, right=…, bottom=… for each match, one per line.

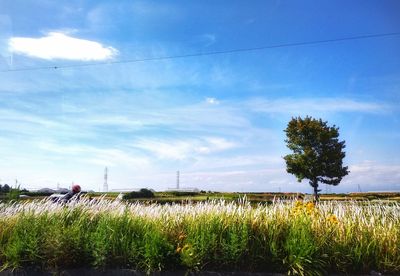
left=134, top=140, right=193, bottom=160
left=133, top=137, right=237, bottom=160
left=206, top=97, right=219, bottom=105
left=248, top=98, right=387, bottom=114
left=36, top=141, right=150, bottom=168
left=343, top=161, right=400, bottom=189
left=9, top=32, right=118, bottom=61
left=203, top=137, right=236, bottom=152
left=177, top=168, right=295, bottom=192
left=190, top=155, right=283, bottom=172
left=0, top=109, right=61, bottom=128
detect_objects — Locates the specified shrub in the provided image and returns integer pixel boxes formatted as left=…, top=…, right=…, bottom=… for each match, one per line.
left=123, top=189, right=154, bottom=200
left=170, top=191, right=199, bottom=197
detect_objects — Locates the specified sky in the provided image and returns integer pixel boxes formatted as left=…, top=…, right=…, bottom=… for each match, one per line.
left=0, top=0, right=399, bottom=193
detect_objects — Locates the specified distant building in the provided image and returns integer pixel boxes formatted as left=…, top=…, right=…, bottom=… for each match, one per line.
left=110, top=188, right=156, bottom=193
left=37, top=188, right=56, bottom=194
left=167, top=187, right=199, bottom=193
left=110, top=188, right=140, bottom=192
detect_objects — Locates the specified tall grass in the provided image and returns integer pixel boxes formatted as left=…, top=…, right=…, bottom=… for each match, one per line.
left=0, top=198, right=399, bottom=274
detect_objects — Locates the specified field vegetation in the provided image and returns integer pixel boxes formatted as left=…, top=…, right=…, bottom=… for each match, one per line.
left=124, top=191, right=400, bottom=205
left=10, top=188, right=400, bottom=204
left=0, top=197, right=399, bottom=275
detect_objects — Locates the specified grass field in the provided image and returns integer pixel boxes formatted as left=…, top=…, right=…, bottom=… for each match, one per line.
left=0, top=197, right=399, bottom=275
left=96, top=191, right=400, bottom=204
left=10, top=190, right=400, bottom=205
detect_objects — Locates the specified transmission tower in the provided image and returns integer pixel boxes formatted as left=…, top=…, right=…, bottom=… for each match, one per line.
left=103, top=167, right=108, bottom=192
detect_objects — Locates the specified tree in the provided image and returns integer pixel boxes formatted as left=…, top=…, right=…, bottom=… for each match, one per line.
left=284, top=116, right=349, bottom=201
left=1, top=184, right=10, bottom=193
left=123, top=188, right=155, bottom=200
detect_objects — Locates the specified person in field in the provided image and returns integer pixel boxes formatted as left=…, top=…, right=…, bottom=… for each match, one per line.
left=61, top=184, right=81, bottom=202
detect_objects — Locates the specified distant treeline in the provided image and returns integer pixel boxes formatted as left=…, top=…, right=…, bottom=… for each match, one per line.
left=0, top=185, right=29, bottom=194
left=348, top=192, right=400, bottom=199
left=20, top=191, right=55, bottom=197
left=170, top=191, right=199, bottom=196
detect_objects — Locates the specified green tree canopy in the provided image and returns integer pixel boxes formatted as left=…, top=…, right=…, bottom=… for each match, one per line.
left=0, top=184, right=10, bottom=193
left=284, top=116, right=349, bottom=201
left=123, top=188, right=155, bottom=200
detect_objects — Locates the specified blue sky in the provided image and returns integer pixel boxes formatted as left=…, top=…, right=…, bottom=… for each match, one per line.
left=0, top=0, right=399, bottom=192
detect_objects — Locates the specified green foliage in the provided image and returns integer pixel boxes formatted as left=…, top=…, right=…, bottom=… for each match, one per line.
left=284, top=116, right=349, bottom=200
left=1, top=213, right=48, bottom=269
left=123, top=188, right=155, bottom=200
left=170, top=191, right=199, bottom=197
left=180, top=215, right=222, bottom=269
left=283, top=216, right=326, bottom=275
left=7, top=188, right=21, bottom=201
left=0, top=184, right=11, bottom=194
left=0, top=200, right=399, bottom=274
left=21, top=191, right=55, bottom=197
left=0, top=185, right=30, bottom=201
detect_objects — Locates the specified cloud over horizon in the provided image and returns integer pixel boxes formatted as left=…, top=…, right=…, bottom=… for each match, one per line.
left=247, top=98, right=388, bottom=115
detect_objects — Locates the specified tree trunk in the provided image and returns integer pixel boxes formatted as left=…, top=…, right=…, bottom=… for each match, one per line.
left=312, top=179, right=319, bottom=203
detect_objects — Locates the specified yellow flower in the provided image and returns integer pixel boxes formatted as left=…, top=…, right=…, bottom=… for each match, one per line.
left=306, top=202, right=315, bottom=210
left=327, top=214, right=339, bottom=224
left=295, top=201, right=303, bottom=208
left=292, top=201, right=304, bottom=213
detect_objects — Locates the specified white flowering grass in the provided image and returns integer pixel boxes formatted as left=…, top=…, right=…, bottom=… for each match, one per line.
left=0, top=198, right=399, bottom=274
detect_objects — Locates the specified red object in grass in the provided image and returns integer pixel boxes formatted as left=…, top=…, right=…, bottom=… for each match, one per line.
left=72, top=184, right=81, bottom=193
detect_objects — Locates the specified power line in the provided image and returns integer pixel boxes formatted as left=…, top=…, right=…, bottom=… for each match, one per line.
left=2, top=31, right=400, bottom=73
